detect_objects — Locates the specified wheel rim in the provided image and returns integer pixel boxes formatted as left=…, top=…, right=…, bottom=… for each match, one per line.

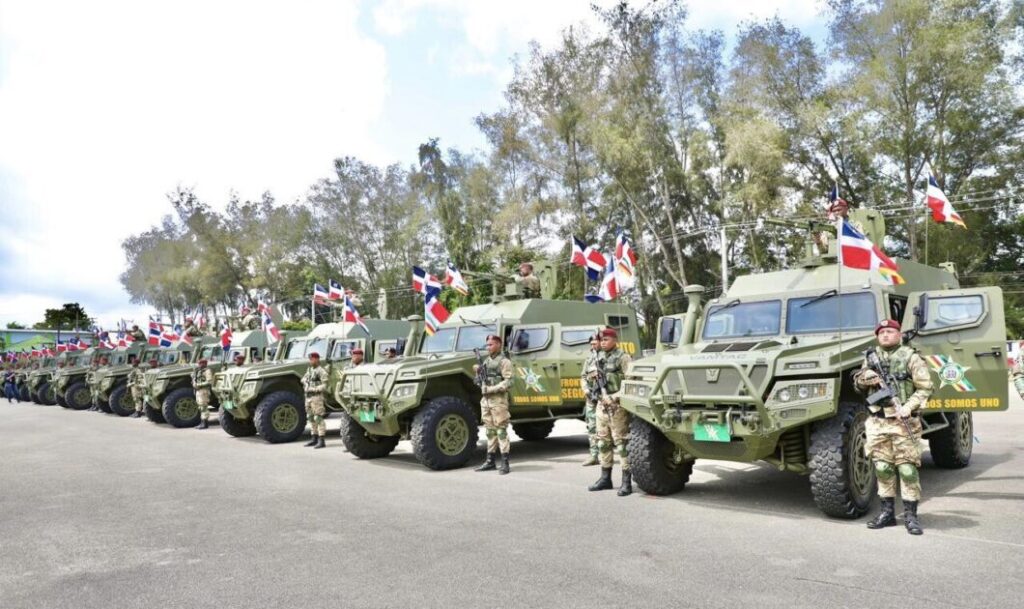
left=957, top=414, right=973, bottom=455
left=72, top=388, right=90, bottom=406
left=271, top=404, right=300, bottom=433
left=175, top=398, right=198, bottom=420
left=849, top=415, right=874, bottom=500
left=662, top=444, right=689, bottom=474
left=435, top=413, right=469, bottom=456
left=120, top=393, right=133, bottom=411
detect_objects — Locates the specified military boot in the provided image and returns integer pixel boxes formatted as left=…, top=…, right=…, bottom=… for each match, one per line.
left=130, top=411, right=141, bottom=418
left=499, top=454, right=510, bottom=475
left=475, top=452, right=497, bottom=472
left=903, top=500, right=923, bottom=535
left=195, top=419, right=208, bottom=430
left=581, top=454, right=599, bottom=467
left=304, top=435, right=318, bottom=447
left=617, top=470, right=633, bottom=497
left=314, top=436, right=326, bottom=449
left=588, top=468, right=613, bottom=491
left=866, top=498, right=897, bottom=529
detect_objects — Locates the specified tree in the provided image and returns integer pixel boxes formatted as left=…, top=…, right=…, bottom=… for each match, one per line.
left=36, top=303, right=91, bottom=330
left=6, top=322, right=26, bottom=329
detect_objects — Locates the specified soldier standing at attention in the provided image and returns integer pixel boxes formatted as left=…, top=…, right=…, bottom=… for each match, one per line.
left=128, top=325, right=146, bottom=343
left=580, top=333, right=602, bottom=466
left=515, top=262, right=541, bottom=298
left=127, top=358, right=145, bottom=418
left=589, top=327, right=634, bottom=496
left=474, top=334, right=514, bottom=475
left=87, top=355, right=106, bottom=411
left=302, top=352, right=329, bottom=449
left=192, top=358, right=214, bottom=429
left=854, top=319, right=933, bottom=535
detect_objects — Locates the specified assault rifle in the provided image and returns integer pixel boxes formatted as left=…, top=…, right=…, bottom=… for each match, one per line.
left=863, top=348, right=915, bottom=437
left=586, top=357, right=609, bottom=404
left=472, top=348, right=487, bottom=390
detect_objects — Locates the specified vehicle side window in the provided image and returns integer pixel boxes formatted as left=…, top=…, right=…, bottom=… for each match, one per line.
left=889, top=296, right=907, bottom=323
left=607, top=315, right=630, bottom=329
left=561, top=329, right=593, bottom=347
left=510, top=327, right=551, bottom=354
left=926, top=294, right=985, bottom=329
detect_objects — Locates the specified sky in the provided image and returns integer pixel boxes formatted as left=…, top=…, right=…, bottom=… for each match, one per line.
left=0, top=0, right=827, bottom=329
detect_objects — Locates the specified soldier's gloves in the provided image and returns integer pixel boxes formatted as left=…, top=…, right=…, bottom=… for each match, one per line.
left=895, top=403, right=914, bottom=419
left=858, top=369, right=881, bottom=386
left=600, top=396, right=614, bottom=407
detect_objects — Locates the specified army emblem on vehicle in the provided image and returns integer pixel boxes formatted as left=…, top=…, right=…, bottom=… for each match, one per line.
left=924, top=355, right=975, bottom=392
left=517, top=367, right=545, bottom=393
left=705, top=368, right=720, bottom=383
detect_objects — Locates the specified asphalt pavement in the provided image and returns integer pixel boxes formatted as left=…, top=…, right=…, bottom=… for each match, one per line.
left=2, top=392, right=1023, bottom=609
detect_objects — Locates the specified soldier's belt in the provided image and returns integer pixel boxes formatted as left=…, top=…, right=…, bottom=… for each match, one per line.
left=305, top=391, right=323, bottom=396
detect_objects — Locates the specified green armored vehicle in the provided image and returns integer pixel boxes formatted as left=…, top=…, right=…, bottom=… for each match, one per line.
left=26, top=355, right=58, bottom=405
left=94, top=343, right=185, bottom=416
left=336, top=263, right=641, bottom=471
left=618, top=210, right=1008, bottom=518
left=143, top=332, right=271, bottom=427
left=54, top=348, right=110, bottom=410
left=214, top=321, right=410, bottom=443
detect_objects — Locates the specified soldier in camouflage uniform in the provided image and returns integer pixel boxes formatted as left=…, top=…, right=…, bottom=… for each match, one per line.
left=128, top=325, right=146, bottom=343
left=302, top=352, right=329, bottom=449
left=182, top=317, right=203, bottom=338
left=589, top=327, right=635, bottom=496
left=515, top=262, right=541, bottom=299
left=337, top=347, right=366, bottom=453
left=580, top=333, right=602, bottom=466
left=853, top=319, right=933, bottom=535
left=238, top=307, right=261, bottom=331
left=192, top=358, right=214, bottom=429
left=87, top=355, right=107, bottom=411
left=1012, top=340, right=1024, bottom=400
left=474, top=334, right=514, bottom=475
left=127, top=358, right=146, bottom=418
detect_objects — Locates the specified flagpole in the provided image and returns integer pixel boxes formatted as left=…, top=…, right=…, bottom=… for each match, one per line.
left=836, top=218, right=844, bottom=364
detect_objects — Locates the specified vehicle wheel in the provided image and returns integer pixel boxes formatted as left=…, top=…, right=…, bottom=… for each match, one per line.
left=512, top=420, right=555, bottom=441
left=254, top=391, right=307, bottom=443
left=928, top=412, right=973, bottom=469
left=808, top=401, right=875, bottom=519
left=18, top=385, right=31, bottom=402
left=162, top=387, right=201, bottom=428
left=410, top=396, right=478, bottom=470
left=108, top=385, right=136, bottom=417
left=29, top=389, right=40, bottom=404
left=38, top=382, right=57, bottom=405
left=56, top=390, right=68, bottom=408
left=219, top=411, right=257, bottom=437
left=64, top=382, right=92, bottom=410
left=144, top=402, right=166, bottom=423
left=338, top=412, right=399, bottom=459
left=629, top=418, right=694, bottom=495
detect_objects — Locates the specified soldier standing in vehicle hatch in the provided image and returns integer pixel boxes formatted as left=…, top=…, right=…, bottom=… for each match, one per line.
left=193, top=358, right=214, bottom=429
left=515, top=262, right=541, bottom=299
left=853, top=319, right=933, bottom=535
left=580, top=333, right=602, bottom=466
left=474, top=334, right=514, bottom=475
left=302, top=352, right=329, bottom=449
left=588, top=327, right=634, bottom=496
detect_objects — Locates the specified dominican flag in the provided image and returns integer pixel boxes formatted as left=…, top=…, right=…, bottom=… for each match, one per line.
left=194, top=306, right=206, bottom=330
left=925, top=174, right=966, bottom=228
left=837, top=219, right=905, bottom=285
left=148, top=321, right=163, bottom=346
left=70, top=337, right=88, bottom=351
left=55, top=340, right=68, bottom=353
left=174, top=323, right=193, bottom=347
left=614, top=232, right=637, bottom=290
left=412, top=266, right=442, bottom=300
left=116, top=331, right=129, bottom=348
left=43, top=347, right=56, bottom=357
left=220, top=324, right=233, bottom=349
left=343, top=296, right=368, bottom=333
left=424, top=296, right=450, bottom=336
left=570, top=236, right=606, bottom=281
left=599, top=255, right=619, bottom=301
left=100, top=337, right=116, bottom=350
left=257, top=301, right=271, bottom=315
left=31, top=348, right=41, bottom=358
left=328, top=279, right=344, bottom=300
left=445, top=261, right=470, bottom=296
left=263, top=312, right=282, bottom=343
left=313, top=283, right=330, bottom=304
left=160, top=328, right=179, bottom=348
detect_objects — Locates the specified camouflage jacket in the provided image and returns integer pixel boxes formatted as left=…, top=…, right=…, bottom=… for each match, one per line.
left=482, top=354, right=513, bottom=396
left=127, top=367, right=145, bottom=388
left=192, top=367, right=213, bottom=390
left=183, top=323, right=203, bottom=337
left=580, top=349, right=601, bottom=397
left=601, top=348, right=632, bottom=396
left=516, top=273, right=541, bottom=298
left=1012, top=356, right=1024, bottom=399
left=854, top=344, right=933, bottom=414
left=302, top=366, right=329, bottom=394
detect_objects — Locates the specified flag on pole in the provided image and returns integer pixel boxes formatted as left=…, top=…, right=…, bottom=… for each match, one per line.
left=412, top=266, right=443, bottom=299
left=614, top=231, right=637, bottom=290
left=925, top=174, right=966, bottom=228
left=837, top=219, right=905, bottom=285
left=148, top=321, right=163, bottom=346
left=424, top=296, right=450, bottom=335
left=444, top=261, right=470, bottom=296
left=263, top=311, right=282, bottom=343
left=343, top=296, right=368, bottom=333
left=570, top=236, right=606, bottom=281
left=313, top=283, right=330, bottom=304
left=599, top=254, right=619, bottom=301
left=328, top=279, right=344, bottom=300
left=173, top=323, right=193, bottom=347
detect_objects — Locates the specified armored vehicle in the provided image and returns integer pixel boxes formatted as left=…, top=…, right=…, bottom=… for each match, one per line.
left=214, top=321, right=409, bottom=443
left=94, top=343, right=186, bottom=416
left=26, top=355, right=58, bottom=404
left=618, top=210, right=1008, bottom=518
left=54, top=348, right=111, bottom=410
left=335, top=263, right=641, bottom=471
left=143, top=332, right=271, bottom=427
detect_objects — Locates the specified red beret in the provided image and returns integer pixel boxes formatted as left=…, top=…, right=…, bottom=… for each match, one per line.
left=600, top=328, right=618, bottom=339
left=198, top=358, right=208, bottom=365
left=485, top=334, right=502, bottom=343
left=875, top=319, right=901, bottom=335
left=308, top=352, right=320, bottom=359
left=351, top=348, right=364, bottom=355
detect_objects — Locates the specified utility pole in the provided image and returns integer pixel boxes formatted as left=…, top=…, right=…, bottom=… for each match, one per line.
left=720, top=225, right=729, bottom=296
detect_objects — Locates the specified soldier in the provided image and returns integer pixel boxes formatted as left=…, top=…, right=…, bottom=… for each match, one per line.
left=515, top=262, right=541, bottom=299
left=853, top=319, right=933, bottom=536
left=301, top=352, right=329, bottom=449
left=3, top=366, right=16, bottom=403
left=1012, top=340, right=1024, bottom=400
left=580, top=333, right=602, bottom=466
left=473, top=334, right=514, bottom=475
left=383, top=347, right=397, bottom=360
left=348, top=347, right=365, bottom=368
left=127, top=357, right=145, bottom=418
left=233, top=354, right=246, bottom=367
left=128, top=325, right=146, bottom=343
left=588, top=327, right=634, bottom=496
left=239, top=307, right=260, bottom=331
left=182, top=317, right=203, bottom=337
left=192, top=358, right=214, bottom=429
left=88, top=355, right=107, bottom=411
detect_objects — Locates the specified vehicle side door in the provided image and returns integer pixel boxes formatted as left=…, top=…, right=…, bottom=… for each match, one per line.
left=508, top=324, right=562, bottom=408
left=902, top=287, right=1008, bottom=412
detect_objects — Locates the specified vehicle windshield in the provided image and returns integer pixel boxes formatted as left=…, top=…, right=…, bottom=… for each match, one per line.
left=420, top=325, right=498, bottom=354
left=455, top=325, right=496, bottom=352
left=786, top=292, right=878, bottom=334
left=229, top=348, right=249, bottom=363
left=158, top=351, right=181, bottom=365
left=421, top=328, right=456, bottom=353
left=284, top=338, right=329, bottom=361
left=331, top=341, right=358, bottom=360
left=703, top=301, right=782, bottom=340
left=199, top=345, right=224, bottom=362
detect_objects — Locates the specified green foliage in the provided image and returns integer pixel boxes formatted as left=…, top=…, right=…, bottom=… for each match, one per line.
left=6, top=322, right=26, bottom=329
left=35, top=303, right=91, bottom=330
left=281, top=319, right=312, bottom=332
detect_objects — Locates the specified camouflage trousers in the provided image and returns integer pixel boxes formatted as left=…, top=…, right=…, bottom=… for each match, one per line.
left=131, top=387, right=145, bottom=412
left=866, top=415, right=923, bottom=501
left=596, top=401, right=631, bottom=471
left=481, top=396, right=510, bottom=455
left=195, top=388, right=211, bottom=421
left=584, top=400, right=599, bottom=458
left=306, top=394, right=326, bottom=437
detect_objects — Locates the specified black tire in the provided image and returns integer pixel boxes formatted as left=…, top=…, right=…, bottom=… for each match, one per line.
left=512, top=420, right=555, bottom=441
left=219, top=411, right=257, bottom=437
left=928, top=411, right=973, bottom=469
left=18, top=385, right=30, bottom=402
left=144, top=402, right=166, bottom=423
left=56, top=390, right=68, bottom=408
left=29, top=389, right=40, bottom=404
left=64, top=382, right=92, bottom=410
left=38, top=382, right=57, bottom=405
left=629, top=417, right=694, bottom=495
left=108, top=385, right=136, bottom=417
left=338, top=412, right=399, bottom=459
left=410, top=396, right=478, bottom=470
left=808, top=401, right=875, bottom=519
left=162, top=387, right=201, bottom=428
left=254, top=391, right=307, bottom=443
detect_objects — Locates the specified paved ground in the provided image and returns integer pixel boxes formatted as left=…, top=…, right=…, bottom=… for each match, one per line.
left=2, top=393, right=1023, bottom=609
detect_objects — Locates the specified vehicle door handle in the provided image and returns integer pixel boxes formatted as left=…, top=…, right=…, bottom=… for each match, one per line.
left=974, top=349, right=1002, bottom=358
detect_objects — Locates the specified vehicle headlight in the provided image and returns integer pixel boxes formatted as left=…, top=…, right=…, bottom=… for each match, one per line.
left=770, top=382, right=829, bottom=404
left=622, top=382, right=651, bottom=399
left=390, top=384, right=418, bottom=400
left=240, top=381, right=258, bottom=398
